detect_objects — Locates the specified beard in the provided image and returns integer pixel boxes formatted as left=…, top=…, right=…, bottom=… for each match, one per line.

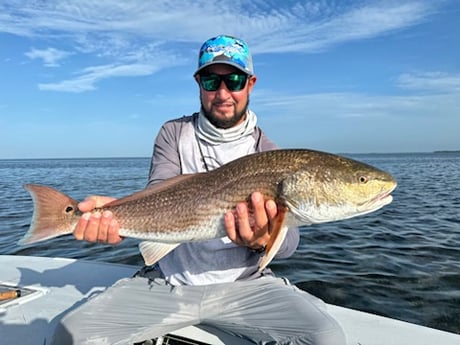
left=201, top=98, right=250, bottom=129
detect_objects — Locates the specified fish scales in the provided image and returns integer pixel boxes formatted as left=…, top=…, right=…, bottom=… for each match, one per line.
left=84, top=150, right=387, bottom=239
left=20, top=149, right=397, bottom=269
left=103, top=152, right=292, bottom=241
left=104, top=150, right=312, bottom=239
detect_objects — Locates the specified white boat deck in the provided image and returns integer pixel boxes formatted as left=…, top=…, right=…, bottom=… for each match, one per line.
left=1, top=255, right=458, bottom=345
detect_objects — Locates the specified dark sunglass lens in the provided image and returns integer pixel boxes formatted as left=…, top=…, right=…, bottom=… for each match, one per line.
left=200, top=75, right=221, bottom=91
left=200, top=73, right=248, bottom=91
left=224, top=74, right=247, bottom=91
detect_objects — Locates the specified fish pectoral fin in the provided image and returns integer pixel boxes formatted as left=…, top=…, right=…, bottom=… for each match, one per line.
left=258, top=207, right=288, bottom=272
left=138, top=241, right=179, bottom=266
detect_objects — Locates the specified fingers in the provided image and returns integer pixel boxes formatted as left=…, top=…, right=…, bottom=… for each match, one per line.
left=74, top=212, right=91, bottom=241
left=236, top=197, right=258, bottom=244
left=83, top=211, right=103, bottom=242
left=73, top=196, right=122, bottom=245
left=77, top=198, right=97, bottom=213
left=251, top=192, right=269, bottom=233
left=78, top=195, right=115, bottom=213
left=265, top=199, right=277, bottom=222
left=224, top=210, right=241, bottom=245
left=74, top=211, right=122, bottom=244
left=96, top=211, right=111, bottom=242
left=107, top=219, right=122, bottom=244
left=225, top=192, right=276, bottom=249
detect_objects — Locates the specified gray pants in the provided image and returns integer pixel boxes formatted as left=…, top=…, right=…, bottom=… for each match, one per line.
left=49, top=273, right=346, bottom=345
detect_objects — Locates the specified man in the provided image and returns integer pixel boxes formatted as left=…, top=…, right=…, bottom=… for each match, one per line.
left=51, top=35, right=346, bottom=344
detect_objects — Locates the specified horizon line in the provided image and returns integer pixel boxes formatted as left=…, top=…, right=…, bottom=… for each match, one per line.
left=1, top=150, right=459, bottom=161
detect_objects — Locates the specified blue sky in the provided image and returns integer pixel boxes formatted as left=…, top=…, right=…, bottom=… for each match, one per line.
left=0, top=0, right=459, bottom=159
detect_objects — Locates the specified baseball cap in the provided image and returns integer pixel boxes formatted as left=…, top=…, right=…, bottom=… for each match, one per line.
left=194, top=35, right=254, bottom=76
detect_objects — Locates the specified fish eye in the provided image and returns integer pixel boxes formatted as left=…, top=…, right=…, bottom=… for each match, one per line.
left=65, top=206, right=74, bottom=213
left=358, top=175, right=368, bottom=184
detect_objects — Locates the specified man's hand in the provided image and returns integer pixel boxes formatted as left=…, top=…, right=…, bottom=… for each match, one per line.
left=73, top=196, right=123, bottom=244
left=225, top=192, right=277, bottom=251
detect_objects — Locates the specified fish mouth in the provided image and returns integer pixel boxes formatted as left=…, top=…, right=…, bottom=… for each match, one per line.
left=360, top=184, right=396, bottom=214
left=361, top=182, right=397, bottom=212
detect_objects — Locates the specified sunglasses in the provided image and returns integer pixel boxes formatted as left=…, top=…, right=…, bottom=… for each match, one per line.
left=199, top=73, right=248, bottom=92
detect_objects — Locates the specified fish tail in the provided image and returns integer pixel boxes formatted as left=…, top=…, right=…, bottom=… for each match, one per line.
left=19, top=184, right=80, bottom=245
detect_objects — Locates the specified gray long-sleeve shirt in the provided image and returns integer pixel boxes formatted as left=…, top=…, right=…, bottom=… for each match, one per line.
left=147, top=112, right=300, bottom=285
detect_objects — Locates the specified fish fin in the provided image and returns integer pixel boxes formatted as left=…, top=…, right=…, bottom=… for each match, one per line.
left=105, top=174, right=198, bottom=207
left=20, top=184, right=79, bottom=245
left=258, top=207, right=288, bottom=272
left=139, top=241, right=179, bottom=266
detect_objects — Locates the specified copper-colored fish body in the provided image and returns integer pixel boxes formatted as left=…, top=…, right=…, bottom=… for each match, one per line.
left=21, top=149, right=397, bottom=269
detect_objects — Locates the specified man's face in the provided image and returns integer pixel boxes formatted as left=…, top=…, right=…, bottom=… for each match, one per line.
left=196, top=64, right=256, bottom=129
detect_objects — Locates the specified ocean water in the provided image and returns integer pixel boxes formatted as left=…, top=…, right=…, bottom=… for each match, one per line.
left=0, top=153, right=459, bottom=334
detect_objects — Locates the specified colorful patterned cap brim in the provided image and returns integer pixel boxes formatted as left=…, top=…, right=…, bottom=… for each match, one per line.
left=194, top=35, right=254, bottom=76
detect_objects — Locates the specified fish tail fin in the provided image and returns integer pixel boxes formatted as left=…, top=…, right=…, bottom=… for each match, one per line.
left=258, top=207, right=289, bottom=271
left=19, top=184, right=80, bottom=245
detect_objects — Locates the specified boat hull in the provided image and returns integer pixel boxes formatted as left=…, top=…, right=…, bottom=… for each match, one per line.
left=1, top=255, right=458, bottom=345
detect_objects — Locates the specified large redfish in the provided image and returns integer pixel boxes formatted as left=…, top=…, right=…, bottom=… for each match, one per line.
left=20, top=149, right=397, bottom=270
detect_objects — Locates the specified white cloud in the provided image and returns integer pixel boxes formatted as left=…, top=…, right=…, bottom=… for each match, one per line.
left=254, top=70, right=460, bottom=122
left=396, top=72, right=460, bottom=92
left=253, top=84, right=459, bottom=153
left=1, top=1, right=437, bottom=54
left=0, top=1, right=439, bottom=91
left=248, top=2, right=435, bottom=53
left=25, top=47, right=71, bottom=67
left=38, top=63, right=160, bottom=92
